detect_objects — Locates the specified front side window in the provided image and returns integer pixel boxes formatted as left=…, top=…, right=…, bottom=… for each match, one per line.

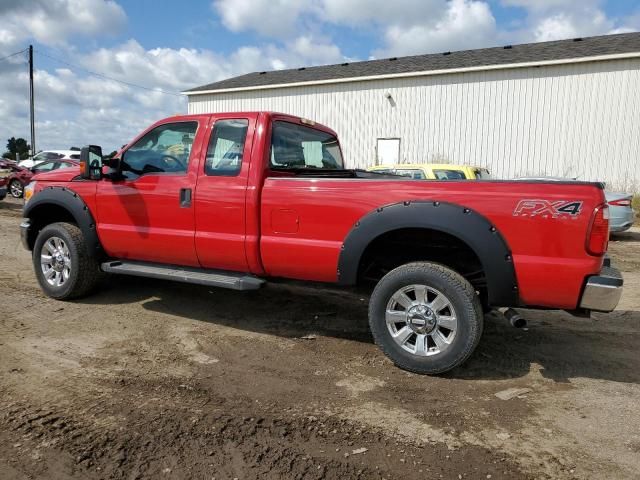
left=433, top=169, right=466, bottom=180
left=270, top=121, right=343, bottom=170
left=205, top=119, right=248, bottom=176
left=122, top=122, right=198, bottom=177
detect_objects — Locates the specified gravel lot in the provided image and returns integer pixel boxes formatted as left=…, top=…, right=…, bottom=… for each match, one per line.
left=1, top=195, right=639, bottom=479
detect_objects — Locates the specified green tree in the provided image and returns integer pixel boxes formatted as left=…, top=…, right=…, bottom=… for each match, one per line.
left=4, top=137, right=31, bottom=161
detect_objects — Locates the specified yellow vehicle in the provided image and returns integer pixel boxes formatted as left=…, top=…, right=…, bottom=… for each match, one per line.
left=368, top=163, right=491, bottom=180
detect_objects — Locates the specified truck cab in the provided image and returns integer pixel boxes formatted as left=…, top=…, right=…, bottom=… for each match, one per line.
left=20, top=112, right=623, bottom=375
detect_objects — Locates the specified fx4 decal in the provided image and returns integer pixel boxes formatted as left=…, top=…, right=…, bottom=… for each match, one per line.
left=513, top=199, right=583, bottom=218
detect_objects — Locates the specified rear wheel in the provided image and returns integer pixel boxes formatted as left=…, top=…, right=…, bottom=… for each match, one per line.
left=369, top=262, right=483, bottom=374
left=9, top=180, right=23, bottom=198
left=33, top=222, right=103, bottom=300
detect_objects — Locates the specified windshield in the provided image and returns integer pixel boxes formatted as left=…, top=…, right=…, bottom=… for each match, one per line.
left=270, top=121, right=343, bottom=170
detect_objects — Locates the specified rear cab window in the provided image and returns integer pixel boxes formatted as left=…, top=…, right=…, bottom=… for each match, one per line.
left=270, top=121, right=344, bottom=172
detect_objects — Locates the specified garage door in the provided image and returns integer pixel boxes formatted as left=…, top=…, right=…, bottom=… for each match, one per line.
left=376, top=138, right=400, bottom=165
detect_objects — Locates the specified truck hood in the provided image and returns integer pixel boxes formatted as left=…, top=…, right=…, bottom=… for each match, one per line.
left=33, top=166, right=81, bottom=182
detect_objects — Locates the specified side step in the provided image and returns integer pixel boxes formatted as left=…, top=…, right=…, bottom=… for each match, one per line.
left=101, top=260, right=265, bottom=291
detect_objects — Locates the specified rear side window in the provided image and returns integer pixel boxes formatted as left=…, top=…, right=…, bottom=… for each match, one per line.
left=394, top=168, right=426, bottom=180
left=270, top=121, right=343, bottom=170
left=433, top=169, right=466, bottom=180
left=205, top=119, right=249, bottom=176
left=33, top=161, right=57, bottom=172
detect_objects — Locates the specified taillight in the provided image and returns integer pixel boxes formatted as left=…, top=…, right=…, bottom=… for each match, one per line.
left=608, top=198, right=631, bottom=207
left=586, top=204, right=609, bottom=256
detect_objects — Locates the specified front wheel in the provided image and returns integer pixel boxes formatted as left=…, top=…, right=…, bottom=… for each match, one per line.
left=369, top=262, right=483, bottom=374
left=32, top=222, right=103, bottom=300
left=9, top=180, right=23, bottom=198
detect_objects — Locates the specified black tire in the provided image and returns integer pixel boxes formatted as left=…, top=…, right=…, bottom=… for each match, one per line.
left=369, top=262, right=483, bottom=374
left=9, top=180, right=23, bottom=198
left=33, top=222, right=103, bottom=300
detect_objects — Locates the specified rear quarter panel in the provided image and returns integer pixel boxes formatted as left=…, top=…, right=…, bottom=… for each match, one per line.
left=260, top=179, right=605, bottom=309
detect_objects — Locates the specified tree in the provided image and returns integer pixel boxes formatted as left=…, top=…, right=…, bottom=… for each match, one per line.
left=4, top=137, right=31, bottom=161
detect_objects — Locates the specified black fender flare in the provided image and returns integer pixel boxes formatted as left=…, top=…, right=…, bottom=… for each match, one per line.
left=23, top=186, right=102, bottom=257
left=337, top=200, right=520, bottom=307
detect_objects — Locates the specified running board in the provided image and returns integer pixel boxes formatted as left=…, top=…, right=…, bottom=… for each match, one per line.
left=101, top=260, right=265, bottom=291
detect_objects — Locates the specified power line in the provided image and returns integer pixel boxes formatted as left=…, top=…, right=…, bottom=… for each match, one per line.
left=34, top=49, right=185, bottom=97
left=0, top=48, right=27, bottom=63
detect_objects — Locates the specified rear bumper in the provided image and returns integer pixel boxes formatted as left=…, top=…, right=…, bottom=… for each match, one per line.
left=609, top=209, right=635, bottom=233
left=579, top=261, right=623, bottom=312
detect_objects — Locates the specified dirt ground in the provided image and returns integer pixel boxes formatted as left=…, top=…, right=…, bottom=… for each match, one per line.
left=1, top=195, right=639, bottom=480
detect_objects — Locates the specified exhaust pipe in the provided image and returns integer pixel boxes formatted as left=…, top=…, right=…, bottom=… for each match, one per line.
left=501, top=308, right=527, bottom=328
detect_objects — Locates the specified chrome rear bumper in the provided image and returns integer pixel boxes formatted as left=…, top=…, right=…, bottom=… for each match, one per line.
left=579, top=262, right=623, bottom=312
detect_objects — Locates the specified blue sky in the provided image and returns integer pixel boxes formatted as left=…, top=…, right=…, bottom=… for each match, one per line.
left=1, top=0, right=639, bottom=152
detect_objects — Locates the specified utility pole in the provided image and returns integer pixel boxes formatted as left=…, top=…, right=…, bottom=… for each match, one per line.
left=29, top=44, right=35, bottom=157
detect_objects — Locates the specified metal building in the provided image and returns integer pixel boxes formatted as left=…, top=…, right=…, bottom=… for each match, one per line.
left=185, top=33, right=640, bottom=191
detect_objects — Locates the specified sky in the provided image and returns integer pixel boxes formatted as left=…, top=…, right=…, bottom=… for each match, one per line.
left=0, top=0, right=639, bottom=153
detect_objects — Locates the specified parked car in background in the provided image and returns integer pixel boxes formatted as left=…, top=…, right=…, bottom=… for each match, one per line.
left=606, top=192, right=635, bottom=233
left=368, top=163, right=491, bottom=180
left=18, top=150, right=81, bottom=169
left=516, top=177, right=635, bottom=234
left=0, top=175, right=6, bottom=200
left=0, top=159, right=19, bottom=200
left=8, top=159, right=78, bottom=198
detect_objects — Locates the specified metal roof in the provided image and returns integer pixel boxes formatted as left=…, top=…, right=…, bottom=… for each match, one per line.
left=185, top=32, right=640, bottom=94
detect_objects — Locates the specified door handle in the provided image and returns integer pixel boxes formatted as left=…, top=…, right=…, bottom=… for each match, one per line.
left=179, top=188, right=192, bottom=208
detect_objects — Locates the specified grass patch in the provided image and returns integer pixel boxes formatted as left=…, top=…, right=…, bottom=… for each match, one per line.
left=634, top=196, right=640, bottom=219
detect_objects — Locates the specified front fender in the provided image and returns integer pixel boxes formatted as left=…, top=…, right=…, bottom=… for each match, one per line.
left=337, top=200, right=520, bottom=307
left=23, top=185, right=101, bottom=257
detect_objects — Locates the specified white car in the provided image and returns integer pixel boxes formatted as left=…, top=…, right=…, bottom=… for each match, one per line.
left=18, top=150, right=81, bottom=169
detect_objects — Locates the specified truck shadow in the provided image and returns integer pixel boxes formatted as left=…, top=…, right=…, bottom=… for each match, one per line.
left=80, top=276, right=640, bottom=385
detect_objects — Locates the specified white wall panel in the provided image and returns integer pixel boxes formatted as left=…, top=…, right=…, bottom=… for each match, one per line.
left=188, top=58, right=640, bottom=192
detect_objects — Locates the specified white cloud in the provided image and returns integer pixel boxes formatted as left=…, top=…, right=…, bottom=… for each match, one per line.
left=0, top=32, right=347, bottom=152
left=375, top=0, right=497, bottom=56
left=1, top=0, right=638, bottom=155
left=0, top=0, right=125, bottom=51
left=319, top=0, right=447, bottom=27
left=501, top=0, right=636, bottom=42
left=213, top=0, right=310, bottom=37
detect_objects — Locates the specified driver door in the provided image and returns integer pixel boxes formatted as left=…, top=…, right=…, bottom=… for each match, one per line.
left=96, top=117, right=209, bottom=266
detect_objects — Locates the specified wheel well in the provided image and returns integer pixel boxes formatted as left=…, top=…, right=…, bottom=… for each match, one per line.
left=26, top=203, right=77, bottom=250
left=357, top=228, right=488, bottom=305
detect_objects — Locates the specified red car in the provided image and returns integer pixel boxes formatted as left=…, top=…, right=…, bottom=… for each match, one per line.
left=7, top=158, right=78, bottom=198
left=19, top=112, right=623, bottom=374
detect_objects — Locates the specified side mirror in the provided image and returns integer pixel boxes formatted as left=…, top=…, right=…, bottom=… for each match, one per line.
left=80, top=145, right=103, bottom=180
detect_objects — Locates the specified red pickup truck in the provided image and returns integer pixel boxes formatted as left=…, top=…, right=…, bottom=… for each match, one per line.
left=20, top=112, right=623, bottom=374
